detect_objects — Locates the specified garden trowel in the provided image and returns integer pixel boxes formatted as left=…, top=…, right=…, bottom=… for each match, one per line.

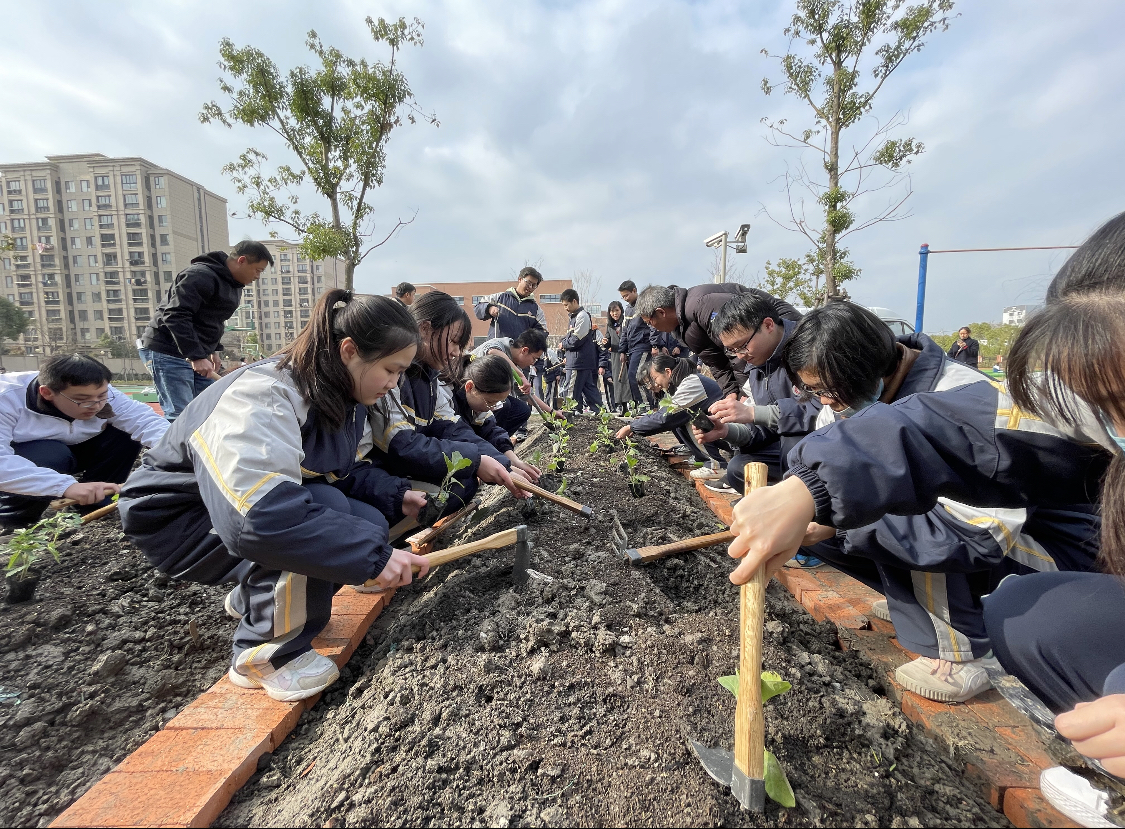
left=690, top=462, right=769, bottom=812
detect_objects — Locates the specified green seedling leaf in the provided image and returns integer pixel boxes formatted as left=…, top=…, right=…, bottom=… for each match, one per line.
left=761, top=671, right=792, bottom=703
left=764, top=749, right=796, bottom=808
left=556, top=479, right=568, bottom=496
left=626, top=456, right=638, bottom=468
left=632, top=474, right=649, bottom=483
left=588, top=441, right=600, bottom=453
left=716, top=671, right=793, bottom=703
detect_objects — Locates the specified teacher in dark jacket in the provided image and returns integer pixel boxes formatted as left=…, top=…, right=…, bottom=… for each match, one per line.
left=947, top=327, right=980, bottom=366
left=635, top=283, right=800, bottom=398
left=139, top=240, right=273, bottom=422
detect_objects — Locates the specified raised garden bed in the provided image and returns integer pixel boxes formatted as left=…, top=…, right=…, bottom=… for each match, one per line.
left=218, top=418, right=1009, bottom=828
left=0, top=516, right=230, bottom=827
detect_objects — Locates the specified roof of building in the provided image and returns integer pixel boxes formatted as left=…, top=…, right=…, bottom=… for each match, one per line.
left=0, top=153, right=226, bottom=201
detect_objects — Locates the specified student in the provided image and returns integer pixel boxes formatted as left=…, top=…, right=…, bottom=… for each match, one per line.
left=119, top=291, right=432, bottom=702
left=603, top=300, right=631, bottom=413
left=451, top=356, right=542, bottom=482
left=557, top=289, right=603, bottom=413
left=947, top=326, right=979, bottom=365
left=635, top=282, right=800, bottom=399
left=139, top=240, right=273, bottom=422
left=394, top=282, right=417, bottom=306
left=617, top=281, right=656, bottom=411
left=470, top=328, right=553, bottom=436
left=597, top=335, right=616, bottom=413
left=693, top=292, right=821, bottom=493
left=474, top=267, right=548, bottom=340
left=369, top=291, right=526, bottom=513
left=615, top=355, right=728, bottom=466
left=782, top=302, right=1098, bottom=701
left=0, top=355, right=168, bottom=528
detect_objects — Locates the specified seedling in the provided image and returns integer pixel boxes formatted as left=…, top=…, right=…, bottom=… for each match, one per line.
left=555, top=478, right=568, bottom=497
left=4, top=511, right=83, bottom=582
left=531, top=449, right=543, bottom=468
left=716, top=670, right=796, bottom=808
left=418, top=452, right=473, bottom=526
left=621, top=437, right=650, bottom=496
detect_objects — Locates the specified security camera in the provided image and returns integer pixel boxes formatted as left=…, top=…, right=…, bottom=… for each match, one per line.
left=704, top=231, right=726, bottom=248
left=733, top=223, right=751, bottom=244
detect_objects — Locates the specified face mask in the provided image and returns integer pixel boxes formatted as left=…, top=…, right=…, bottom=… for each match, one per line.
left=1100, top=412, right=1125, bottom=454
left=838, top=379, right=884, bottom=419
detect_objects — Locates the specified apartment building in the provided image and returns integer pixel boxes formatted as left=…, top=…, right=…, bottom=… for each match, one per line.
left=0, top=153, right=227, bottom=354
left=1001, top=304, right=1042, bottom=327
left=227, top=239, right=345, bottom=355
left=391, top=279, right=607, bottom=347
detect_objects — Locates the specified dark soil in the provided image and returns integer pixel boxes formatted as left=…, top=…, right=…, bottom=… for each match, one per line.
left=0, top=514, right=231, bottom=827
left=221, top=418, right=1010, bottom=828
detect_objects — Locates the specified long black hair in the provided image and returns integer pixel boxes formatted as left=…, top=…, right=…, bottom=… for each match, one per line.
left=463, top=354, right=514, bottom=395
left=782, top=303, right=899, bottom=407
left=411, top=291, right=471, bottom=377
left=277, top=290, right=420, bottom=431
left=1008, top=212, right=1125, bottom=576
left=645, top=353, right=693, bottom=393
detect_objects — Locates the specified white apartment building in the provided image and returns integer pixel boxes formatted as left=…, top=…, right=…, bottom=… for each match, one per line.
left=0, top=154, right=227, bottom=354
left=1001, top=304, right=1042, bottom=327
left=227, top=239, right=344, bottom=355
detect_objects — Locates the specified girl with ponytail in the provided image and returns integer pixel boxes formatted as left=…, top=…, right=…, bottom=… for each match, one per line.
left=368, top=291, right=529, bottom=514
left=119, top=289, right=430, bottom=703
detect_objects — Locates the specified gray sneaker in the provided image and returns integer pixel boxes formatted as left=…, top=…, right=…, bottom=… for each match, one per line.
left=228, top=650, right=340, bottom=702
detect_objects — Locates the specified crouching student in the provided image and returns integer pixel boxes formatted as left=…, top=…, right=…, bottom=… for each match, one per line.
left=451, top=356, right=542, bottom=482
left=470, top=328, right=553, bottom=437
left=119, top=291, right=432, bottom=702
left=615, top=355, right=729, bottom=467
left=780, top=302, right=1100, bottom=702
left=369, top=291, right=526, bottom=522
left=0, top=355, right=168, bottom=529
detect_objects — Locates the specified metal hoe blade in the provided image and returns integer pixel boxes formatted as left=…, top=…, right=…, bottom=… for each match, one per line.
left=511, top=525, right=530, bottom=587
left=688, top=741, right=765, bottom=811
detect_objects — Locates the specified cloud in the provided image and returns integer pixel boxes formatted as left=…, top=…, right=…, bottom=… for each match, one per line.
left=1, top=0, right=1122, bottom=330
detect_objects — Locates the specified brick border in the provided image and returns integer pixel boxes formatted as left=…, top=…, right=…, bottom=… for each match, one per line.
left=50, top=431, right=1078, bottom=827
left=51, top=589, right=394, bottom=827
left=646, top=433, right=1078, bottom=828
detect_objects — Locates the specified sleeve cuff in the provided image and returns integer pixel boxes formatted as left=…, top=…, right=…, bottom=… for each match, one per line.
left=752, top=404, right=780, bottom=430
left=391, top=479, right=411, bottom=522
left=725, top=422, right=754, bottom=446
left=789, top=461, right=835, bottom=527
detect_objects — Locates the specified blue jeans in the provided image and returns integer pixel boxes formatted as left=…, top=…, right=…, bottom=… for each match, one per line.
left=139, top=347, right=215, bottom=422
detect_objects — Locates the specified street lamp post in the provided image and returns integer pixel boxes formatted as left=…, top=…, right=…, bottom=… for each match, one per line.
left=704, top=224, right=751, bottom=283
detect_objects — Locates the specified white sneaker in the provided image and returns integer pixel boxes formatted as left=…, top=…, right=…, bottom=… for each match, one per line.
left=895, top=655, right=997, bottom=703
left=690, top=465, right=725, bottom=481
left=1040, top=766, right=1116, bottom=828
left=228, top=650, right=340, bottom=702
left=224, top=588, right=243, bottom=620
left=703, top=479, right=734, bottom=493
left=870, top=599, right=891, bottom=621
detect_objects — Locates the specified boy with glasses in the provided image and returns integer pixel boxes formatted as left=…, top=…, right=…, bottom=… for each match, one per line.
left=0, top=355, right=168, bottom=528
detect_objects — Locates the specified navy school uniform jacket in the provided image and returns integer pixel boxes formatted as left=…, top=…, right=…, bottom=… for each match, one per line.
left=630, top=374, right=723, bottom=438
left=449, top=385, right=514, bottom=462
left=724, top=318, right=822, bottom=473
left=474, top=288, right=548, bottom=341
left=559, top=306, right=599, bottom=370
left=788, top=360, right=1113, bottom=535
left=619, top=300, right=658, bottom=356
left=815, top=334, right=1101, bottom=574
left=367, top=363, right=486, bottom=484
left=118, top=359, right=410, bottom=586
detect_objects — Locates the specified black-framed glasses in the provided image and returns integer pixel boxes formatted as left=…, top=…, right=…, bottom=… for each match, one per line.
left=723, top=325, right=761, bottom=359
left=794, top=381, right=837, bottom=401
left=57, top=391, right=110, bottom=410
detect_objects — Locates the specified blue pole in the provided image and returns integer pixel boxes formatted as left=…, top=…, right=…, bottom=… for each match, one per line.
left=915, top=243, right=930, bottom=333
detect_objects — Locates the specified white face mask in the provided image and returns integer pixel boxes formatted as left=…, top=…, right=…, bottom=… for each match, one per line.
left=1101, top=412, right=1125, bottom=455
left=838, top=379, right=884, bottom=419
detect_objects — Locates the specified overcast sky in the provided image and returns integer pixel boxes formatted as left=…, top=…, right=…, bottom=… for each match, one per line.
left=3, top=0, right=1122, bottom=332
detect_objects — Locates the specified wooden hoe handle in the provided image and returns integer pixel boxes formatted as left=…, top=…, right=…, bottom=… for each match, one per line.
left=420, top=527, right=521, bottom=570
left=734, top=463, right=768, bottom=797
left=625, top=530, right=735, bottom=563
left=49, top=498, right=120, bottom=524
left=511, top=476, right=593, bottom=517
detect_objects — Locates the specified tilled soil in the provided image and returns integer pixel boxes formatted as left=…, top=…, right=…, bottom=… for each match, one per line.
left=222, top=418, right=1009, bottom=828
left=0, top=514, right=231, bottom=827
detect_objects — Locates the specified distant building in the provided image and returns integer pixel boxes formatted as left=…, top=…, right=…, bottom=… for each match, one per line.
left=1002, top=304, right=1042, bottom=326
left=225, top=240, right=345, bottom=357
left=0, top=153, right=227, bottom=354
left=388, top=278, right=576, bottom=346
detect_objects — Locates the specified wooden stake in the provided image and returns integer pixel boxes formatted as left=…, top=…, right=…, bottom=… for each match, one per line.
left=734, top=462, right=768, bottom=801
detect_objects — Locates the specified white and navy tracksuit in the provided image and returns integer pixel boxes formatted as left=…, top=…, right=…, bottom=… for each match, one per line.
left=559, top=306, right=603, bottom=412
left=0, top=372, right=168, bottom=526
left=119, top=360, right=411, bottom=673
left=787, top=336, right=1111, bottom=672
left=473, top=288, right=548, bottom=341
left=629, top=371, right=728, bottom=465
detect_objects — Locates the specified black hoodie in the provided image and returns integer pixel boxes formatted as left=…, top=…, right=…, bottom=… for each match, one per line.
left=140, top=251, right=244, bottom=360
